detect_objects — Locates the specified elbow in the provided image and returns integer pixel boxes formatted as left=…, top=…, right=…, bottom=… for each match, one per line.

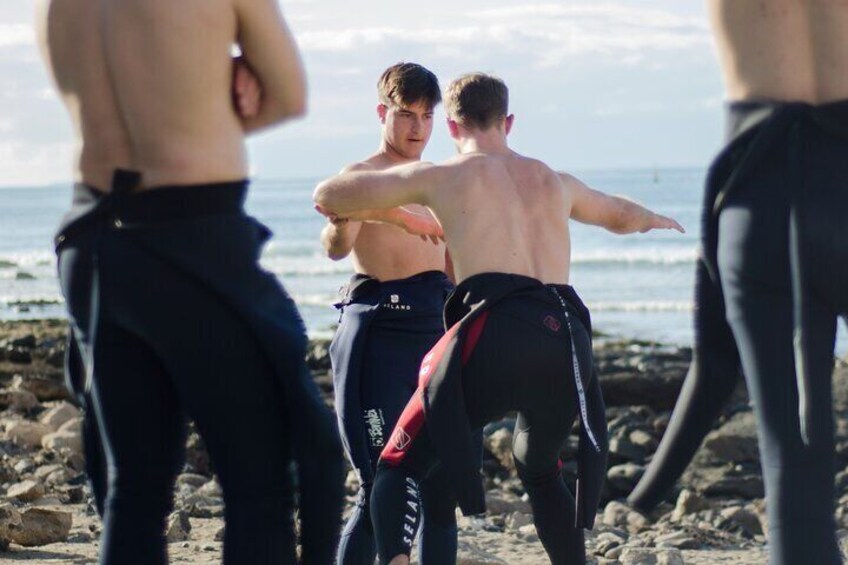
left=313, top=182, right=332, bottom=210
left=280, top=95, right=307, bottom=121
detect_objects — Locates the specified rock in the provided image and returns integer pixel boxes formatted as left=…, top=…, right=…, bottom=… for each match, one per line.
left=58, top=417, right=83, bottom=434
left=670, top=489, right=707, bottom=522
left=619, top=547, right=684, bottom=565
left=719, top=505, right=763, bottom=537
left=701, top=472, right=764, bottom=499
left=653, top=530, right=700, bottom=549
left=602, top=501, right=649, bottom=533
left=5, top=420, right=53, bottom=448
left=607, top=463, right=645, bottom=493
left=485, top=490, right=531, bottom=515
left=34, top=463, right=66, bottom=480
left=594, top=531, right=627, bottom=556
left=12, top=375, right=69, bottom=402
left=40, top=403, right=81, bottom=430
left=702, top=411, right=759, bottom=463
left=6, top=479, right=45, bottom=502
left=505, top=511, right=533, bottom=530
left=9, top=335, right=37, bottom=349
left=0, top=504, right=22, bottom=551
left=0, top=389, right=39, bottom=412
left=177, top=473, right=209, bottom=489
left=629, top=429, right=657, bottom=452
left=9, top=508, right=72, bottom=547
left=305, top=340, right=331, bottom=372
left=516, top=524, right=539, bottom=542
left=185, top=431, right=211, bottom=476
left=14, top=457, right=35, bottom=475
left=609, top=431, right=648, bottom=463
left=456, top=540, right=509, bottom=564
left=6, top=348, right=32, bottom=364
left=484, top=428, right=514, bottom=472
left=165, top=510, right=191, bottom=543
left=42, top=430, right=83, bottom=454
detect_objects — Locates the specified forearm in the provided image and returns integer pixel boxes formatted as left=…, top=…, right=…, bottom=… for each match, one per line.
left=320, top=221, right=359, bottom=260
left=605, top=196, right=656, bottom=234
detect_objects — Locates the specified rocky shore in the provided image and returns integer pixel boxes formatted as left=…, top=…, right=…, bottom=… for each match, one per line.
left=2, top=318, right=847, bottom=564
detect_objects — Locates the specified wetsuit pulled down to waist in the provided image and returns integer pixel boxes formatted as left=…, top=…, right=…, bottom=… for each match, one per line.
left=631, top=101, right=848, bottom=565
left=371, top=273, right=609, bottom=565
left=57, top=171, right=343, bottom=565
left=329, top=270, right=462, bottom=565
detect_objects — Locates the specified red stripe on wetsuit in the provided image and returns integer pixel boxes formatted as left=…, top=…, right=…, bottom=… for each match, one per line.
left=380, top=312, right=489, bottom=465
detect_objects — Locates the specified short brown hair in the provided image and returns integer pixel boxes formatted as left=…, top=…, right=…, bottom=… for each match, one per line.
left=377, top=63, right=441, bottom=109
left=444, top=73, right=509, bottom=131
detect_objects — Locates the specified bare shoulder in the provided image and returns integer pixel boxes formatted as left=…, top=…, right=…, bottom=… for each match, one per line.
left=339, top=161, right=377, bottom=174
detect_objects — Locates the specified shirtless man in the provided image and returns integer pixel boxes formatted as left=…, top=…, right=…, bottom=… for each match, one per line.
left=628, top=3, right=848, bottom=564
left=315, top=73, right=683, bottom=565
left=317, top=62, right=466, bottom=565
left=35, top=0, right=342, bottom=563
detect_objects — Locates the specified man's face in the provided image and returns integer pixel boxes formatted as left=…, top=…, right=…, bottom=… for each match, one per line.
left=379, top=100, right=435, bottom=160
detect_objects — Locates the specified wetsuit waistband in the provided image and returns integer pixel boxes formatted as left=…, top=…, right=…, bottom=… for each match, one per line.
left=343, top=270, right=450, bottom=303
left=725, top=98, right=848, bottom=143
left=449, top=272, right=589, bottom=328
left=109, top=180, right=248, bottom=224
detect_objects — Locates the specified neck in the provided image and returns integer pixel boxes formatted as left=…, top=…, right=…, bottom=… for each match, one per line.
left=456, top=128, right=510, bottom=155
left=377, top=139, right=421, bottom=164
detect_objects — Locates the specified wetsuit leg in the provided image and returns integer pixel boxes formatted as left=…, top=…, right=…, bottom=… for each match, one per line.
left=371, top=432, right=439, bottom=563
left=418, top=462, right=459, bottom=564
left=718, top=159, right=840, bottom=565
left=61, top=231, right=298, bottom=564
left=461, top=301, right=588, bottom=564
left=510, top=319, right=588, bottom=565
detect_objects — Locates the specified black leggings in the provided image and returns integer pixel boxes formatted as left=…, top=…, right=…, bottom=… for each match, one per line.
left=59, top=202, right=299, bottom=563
left=717, top=123, right=848, bottom=565
left=371, top=295, right=593, bottom=565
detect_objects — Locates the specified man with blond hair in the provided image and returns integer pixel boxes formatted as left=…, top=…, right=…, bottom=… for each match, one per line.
left=315, top=72, right=683, bottom=565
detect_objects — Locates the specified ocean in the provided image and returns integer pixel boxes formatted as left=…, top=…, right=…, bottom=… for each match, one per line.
left=1, top=168, right=845, bottom=354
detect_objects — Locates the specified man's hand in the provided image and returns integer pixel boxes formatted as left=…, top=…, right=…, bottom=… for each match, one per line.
left=315, top=204, right=349, bottom=226
left=639, top=211, right=685, bottom=233
left=232, top=57, right=262, bottom=119
left=396, top=208, right=443, bottom=244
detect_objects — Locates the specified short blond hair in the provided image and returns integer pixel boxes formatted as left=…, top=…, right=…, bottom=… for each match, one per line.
left=444, top=73, right=509, bottom=130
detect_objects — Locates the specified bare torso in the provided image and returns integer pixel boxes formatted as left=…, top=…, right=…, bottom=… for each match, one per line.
left=36, top=0, right=250, bottom=190
left=35, top=0, right=131, bottom=191
left=709, top=0, right=848, bottom=103
left=427, top=152, right=571, bottom=285
left=350, top=155, right=446, bottom=281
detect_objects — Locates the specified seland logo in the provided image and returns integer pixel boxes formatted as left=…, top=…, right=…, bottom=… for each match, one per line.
left=391, top=427, right=412, bottom=450
left=382, top=293, right=411, bottom=311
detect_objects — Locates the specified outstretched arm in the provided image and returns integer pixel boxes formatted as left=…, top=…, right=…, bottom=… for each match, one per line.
left=563, top=172, right=684, bottom=234
left=314, top=161, right=436, bottom=215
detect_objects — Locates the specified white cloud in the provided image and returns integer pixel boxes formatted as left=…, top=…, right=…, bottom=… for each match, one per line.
left=294, top=2, right=710, bottom=69
left=0, top=24, right=35, bottom=49
left=0, top=141, right=75, bottom=187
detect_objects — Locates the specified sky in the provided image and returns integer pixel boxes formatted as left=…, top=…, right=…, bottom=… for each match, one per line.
left=0, top=1, right=725, bottom=187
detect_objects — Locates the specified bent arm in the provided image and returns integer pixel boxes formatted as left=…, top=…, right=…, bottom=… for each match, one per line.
left=564, top=172, right=684, bottom=234
left=234, top=0, right=306, bottom=132
left=320, top=219, right=361, bottom=261
left=314, top=162, right=437, bottom=215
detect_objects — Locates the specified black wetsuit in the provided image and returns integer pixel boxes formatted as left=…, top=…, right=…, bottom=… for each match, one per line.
left=330, top=271, right=464, bottom=564
left=56, top=171, right=343, bottom=564
left=630, top=101, right=848, bottom=565
left=371, top=273, right=609, bottom=564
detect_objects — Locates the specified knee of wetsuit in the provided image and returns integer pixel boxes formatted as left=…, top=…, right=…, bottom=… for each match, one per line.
left=514, top=458, right=562, bottom=490
left=419, top=483, right=457, bottom=528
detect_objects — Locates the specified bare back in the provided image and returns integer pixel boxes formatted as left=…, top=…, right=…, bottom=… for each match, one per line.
left=428, top=153, right=572, bottom=285
left=35, top=0, right=131, bottom=191
left=709, top=0, right=848, bottom=103
left=37, top=0, right=302, bottom=190
left=101, top=0, right=248, bottom=187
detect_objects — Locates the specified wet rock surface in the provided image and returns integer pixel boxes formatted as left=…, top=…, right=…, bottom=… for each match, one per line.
left=0, top=320, right=846, bottom=563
